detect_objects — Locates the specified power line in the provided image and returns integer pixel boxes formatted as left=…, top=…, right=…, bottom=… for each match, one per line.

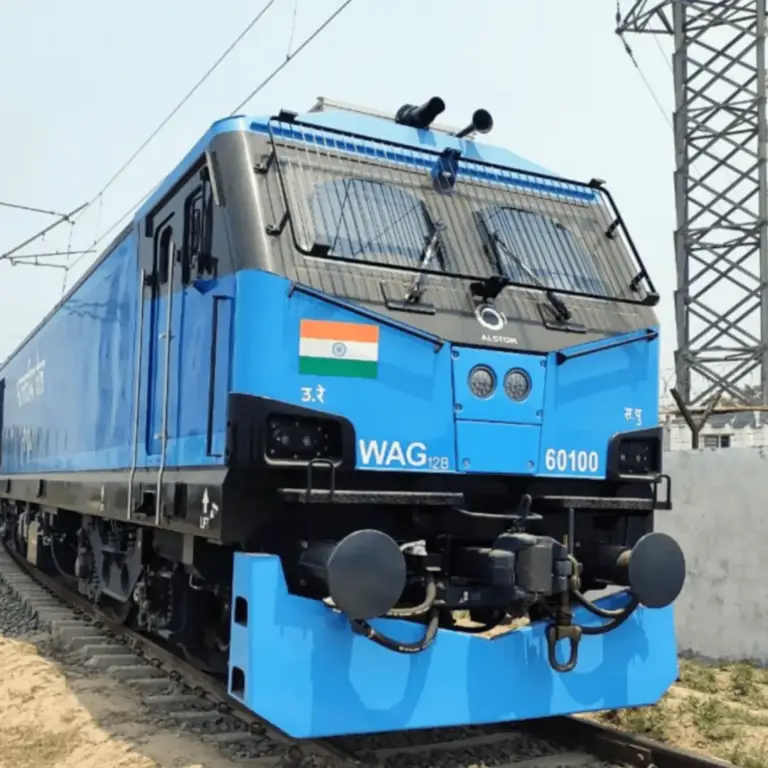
left=652, top=35, right=673, bottom=74
left=230, top=0, right=355, bottom=115
left=9, top=250, right=95, bottom=259
left=3, top=1, right=278, bottom=271
left=68, top=0, right=357, bottom=277
left=57, top=1, right=280, bottom=284
left=615, top=1, right=673, bottom=130
left=0, top=201, right=77, bottom=218
left=8, top=259, right=68, bottom=271
left=0, top=203, right=87, bottom=262
left=63, top=0, right=279, bottom=237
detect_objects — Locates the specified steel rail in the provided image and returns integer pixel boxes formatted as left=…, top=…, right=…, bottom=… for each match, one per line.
left=0, top=540, right=732, bottom=768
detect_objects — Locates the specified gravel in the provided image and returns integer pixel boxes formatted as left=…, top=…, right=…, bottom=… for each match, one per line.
left=0, top=552, right=611, bottom=768
left=0, top=581, right=39, bottom=637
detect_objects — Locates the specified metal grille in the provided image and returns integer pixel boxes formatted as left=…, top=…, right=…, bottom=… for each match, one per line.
left=266, top=119, right=657, bottom=307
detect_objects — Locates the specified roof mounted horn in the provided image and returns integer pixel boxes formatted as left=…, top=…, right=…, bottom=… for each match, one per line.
left=394, top=97, right=446, bottom=130
left=455, top=109, right=494, bottom=139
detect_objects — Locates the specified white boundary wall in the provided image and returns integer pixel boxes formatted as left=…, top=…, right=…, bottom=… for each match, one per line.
left=657, top=447, right=768, bottom=664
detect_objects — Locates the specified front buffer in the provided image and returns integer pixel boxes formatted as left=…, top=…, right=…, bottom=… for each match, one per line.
left=228, top=545, right=680, bottom=739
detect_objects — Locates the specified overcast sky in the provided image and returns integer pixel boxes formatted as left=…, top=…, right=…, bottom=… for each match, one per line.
left=0, top=0, right=680, bottom=386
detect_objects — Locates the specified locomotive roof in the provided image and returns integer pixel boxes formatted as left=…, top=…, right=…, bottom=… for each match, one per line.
left=134, top=108, right=557, bottom=224
left=0, top=109, right=564, bottom=371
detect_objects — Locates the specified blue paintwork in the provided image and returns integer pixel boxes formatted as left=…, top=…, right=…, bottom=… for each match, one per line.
left=228, top=552, right=678, bottom=739
left=538, top=329, right=659, bottom=479
left=0, top=254, right=659, bottom=480
left=456, top=421, right=541, bottom=475
left=0, top=233, right=233, bottom=474
left=0, top=234, right=138, bottom=473
left=234, top=270, right=457, bottom=473
left=232, top=270, right=659, bottom=479
left=251, top=120, right=596, bottom=203
left=0, top=103, right=610, bottom=475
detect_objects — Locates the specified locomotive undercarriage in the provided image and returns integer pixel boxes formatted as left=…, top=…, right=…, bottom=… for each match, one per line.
left=0, top=472, right=685, bottom=675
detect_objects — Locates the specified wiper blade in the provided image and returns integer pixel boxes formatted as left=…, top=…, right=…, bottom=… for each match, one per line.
left=490, top=231, right=571, bottom=322
left=403, top=221, right=445, bottom=304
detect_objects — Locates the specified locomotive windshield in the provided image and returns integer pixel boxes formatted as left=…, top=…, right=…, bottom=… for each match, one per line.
left=308, top=178, right=438, bottom=265
left=270, top=126, right=653, bottom=306
left=476, top=205, right=607, bottom=296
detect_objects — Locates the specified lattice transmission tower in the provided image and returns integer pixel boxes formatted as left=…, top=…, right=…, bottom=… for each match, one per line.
left=617, top=0, right=768, bottom=407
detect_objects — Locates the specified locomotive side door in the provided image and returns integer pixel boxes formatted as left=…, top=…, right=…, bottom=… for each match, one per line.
left=144, top=213, right=179, bottom=461
left=134, top=191, right=183, bottom=522
left=131, top=159, right=229, bottom=522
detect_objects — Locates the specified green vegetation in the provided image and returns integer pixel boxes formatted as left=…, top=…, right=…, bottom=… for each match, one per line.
left=591, top=658, right=768, bottom=767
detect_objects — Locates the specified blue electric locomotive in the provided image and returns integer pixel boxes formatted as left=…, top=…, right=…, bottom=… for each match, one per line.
left=0, top=96, right=685, bottom=739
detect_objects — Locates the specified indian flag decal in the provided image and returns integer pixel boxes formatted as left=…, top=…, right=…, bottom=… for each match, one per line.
left=299, top=319, right=380, bottom=378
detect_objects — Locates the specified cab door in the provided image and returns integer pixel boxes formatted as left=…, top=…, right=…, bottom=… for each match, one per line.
left=131, top=160, right=231, bottom=522
left=142, top=213, right=179, bottom=461
left=134, top=195, right=183, bottom=523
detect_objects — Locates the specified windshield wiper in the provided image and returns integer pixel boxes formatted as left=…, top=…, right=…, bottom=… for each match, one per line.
left=489, top=231, right=572, bottom=322
left=403, top=220, right=446, bottom=304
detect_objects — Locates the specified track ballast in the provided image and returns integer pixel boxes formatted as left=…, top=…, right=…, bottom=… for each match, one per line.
left=0, top=545, right=732, bottom=768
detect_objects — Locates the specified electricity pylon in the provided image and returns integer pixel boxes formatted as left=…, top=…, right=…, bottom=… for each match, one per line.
left=618, top=0, right=768, bottom=406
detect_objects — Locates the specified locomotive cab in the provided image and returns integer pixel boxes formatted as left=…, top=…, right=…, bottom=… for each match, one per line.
left=204, top=98, right=686, bottom=674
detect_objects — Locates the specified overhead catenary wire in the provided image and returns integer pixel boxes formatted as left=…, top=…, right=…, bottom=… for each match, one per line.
left=67, top=0, right=357, bottom=278
left=9, top=250, right=95, bottom=260
left=8, top=259, right=68, bottom=271
left=0, top=201, right=78, bottom=218
left=614, top=1, right=673, bottom=130
left=53, top=0, right=279, bottom=288
left=0, top=203, right=88, bottom=263
left=2, top=0, right=275, bottom=277
left=230, top=0, right=355, bottom=115
left=73, top=0, right=279, bottom=224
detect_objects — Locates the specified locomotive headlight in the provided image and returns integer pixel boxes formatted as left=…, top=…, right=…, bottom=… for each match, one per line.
left=468, top=365, right=496, bottom=399
left=503, top=369, right=531, bottom=402
left=266, top=416, right=342, bottom=463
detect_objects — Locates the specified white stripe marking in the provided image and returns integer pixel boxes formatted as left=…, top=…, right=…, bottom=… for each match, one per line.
left=299, top=337, right=379, bottom=361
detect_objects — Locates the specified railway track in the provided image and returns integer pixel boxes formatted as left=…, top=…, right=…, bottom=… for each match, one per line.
left=0, top=544, right=732, bottom=768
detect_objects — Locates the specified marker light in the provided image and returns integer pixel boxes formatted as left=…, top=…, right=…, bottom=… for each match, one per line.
left=503, top=369, right=531, bottom=402
left=468, top=366, right=496, bottom=399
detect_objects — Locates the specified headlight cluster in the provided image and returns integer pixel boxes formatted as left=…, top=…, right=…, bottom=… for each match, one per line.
left=266, top=416, right=342, bottom=462
left=467, top=366, right=531, bottom=401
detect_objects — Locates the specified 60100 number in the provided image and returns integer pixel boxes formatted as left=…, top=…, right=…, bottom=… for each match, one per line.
left=544, top=448, right=599, bottom=474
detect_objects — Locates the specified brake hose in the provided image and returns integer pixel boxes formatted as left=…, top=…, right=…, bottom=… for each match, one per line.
left=350, top=606, right=440, bottom=654
left=567, top=553, right=640, bottom=628
left=386, top=573, right=437, bottom=618
left=571, top=588, right=633, bottom=620
left=576, top=594, right=639, bottom=635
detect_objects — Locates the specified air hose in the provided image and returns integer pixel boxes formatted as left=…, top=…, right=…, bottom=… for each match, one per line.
left=385, top=572, right=437, bottom=618
left=43, top=518, right=77, bottom=582
left=349, top=607, right=440, bottom=654
left=571, top=587, right=638, bottom=624
left=348, top=572, right=440, bottom=654
left=571, top=590, right=639, bottom=634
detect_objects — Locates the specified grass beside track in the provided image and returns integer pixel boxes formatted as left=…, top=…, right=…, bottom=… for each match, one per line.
left=584, top=658, right=768, bottom=767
